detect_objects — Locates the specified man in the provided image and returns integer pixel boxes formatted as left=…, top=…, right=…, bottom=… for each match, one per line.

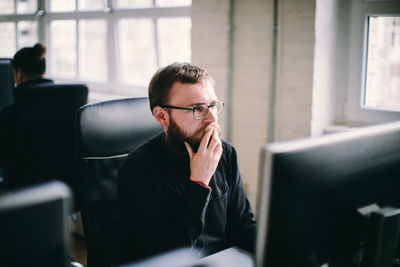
left=118, top=62, right=257, bottom=263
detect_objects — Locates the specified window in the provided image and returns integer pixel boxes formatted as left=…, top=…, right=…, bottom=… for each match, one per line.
left=50, top=20, right=76, bottom=78
left=79, top=20, right=107, bottom=81
left=364, top=16, right=400, bottom=111
left=0, top=0, right=38, bottom=57
left=344, top=0, right=400, bottom=125
left=17, top=21, right=38, bottom=48
left=0, top=0, right=191, bottom=99
left=119, top=18, right=157, bottom=86
left=158, top=18, right=191, bottom=66
left=0, top=23, right=17, bottom=57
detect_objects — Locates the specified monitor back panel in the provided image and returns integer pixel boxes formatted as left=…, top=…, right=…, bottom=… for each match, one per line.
left=0, top=182, right=72, bottom=267
left=256, top=122, right=400, bottom=267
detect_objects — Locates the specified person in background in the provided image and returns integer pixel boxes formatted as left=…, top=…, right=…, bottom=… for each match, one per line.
left=11, top=43, right=54, bottom=98
left=117, top=62, right=257, bottom=264
left=0, top=43, right=54, bottom=189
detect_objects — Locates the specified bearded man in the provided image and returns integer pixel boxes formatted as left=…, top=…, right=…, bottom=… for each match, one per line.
left=117, top=62, right=257, bottom=264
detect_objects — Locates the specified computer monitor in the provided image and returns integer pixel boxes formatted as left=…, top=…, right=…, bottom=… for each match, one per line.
left=0, top=181, right=73, bottom=267
left=256, top=121, right=400, bottom=267
left=0, top=58, right=14, bottom=108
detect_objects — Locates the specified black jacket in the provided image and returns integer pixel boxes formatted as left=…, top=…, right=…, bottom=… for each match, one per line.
left=117, top=133, right=257, bottom=263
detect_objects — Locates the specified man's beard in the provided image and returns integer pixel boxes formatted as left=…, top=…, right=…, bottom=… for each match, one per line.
left=165, top=118, right=221, bottom=153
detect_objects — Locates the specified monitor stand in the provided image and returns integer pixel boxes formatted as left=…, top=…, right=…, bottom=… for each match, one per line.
left=357, top=204, right=400, bottom=267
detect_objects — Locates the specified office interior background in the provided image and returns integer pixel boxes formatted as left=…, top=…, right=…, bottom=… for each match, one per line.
left=1, top=0, right=400, bottom=209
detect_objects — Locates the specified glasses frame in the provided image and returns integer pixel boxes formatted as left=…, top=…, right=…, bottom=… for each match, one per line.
left=161, top=101, right=224, bottom=120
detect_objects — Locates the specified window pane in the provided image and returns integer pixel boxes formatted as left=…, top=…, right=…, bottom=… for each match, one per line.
left=158, top=18, right=191, bottom=66
left=17, top=21, right=38, bottom=49
left=50, top=0, right=75, bottom=12
left=78, top=0, right=104, bottom=11
left=0, top=23, right=16, bottom=58
left=116, top=0, right=152, bottom=9
left=17, top=0, right=37, bottom=14
left=79, top=20, right=107, bottom=81
left=116, top=0, right=191, bottom=8
left=364, top=16, right=400, bottom=111
left=155, top=0, right=191, bottom=7
left=50, top=20, right=76, bottom=78
left=0, top=0, right=14, bottom=15
left=119, top=19, right=157, bottom=86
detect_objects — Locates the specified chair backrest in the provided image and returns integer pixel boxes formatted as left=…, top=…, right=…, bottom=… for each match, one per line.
left=75, top=97, right=163, bottom=267
left=10, top=83, right=88, bottom=191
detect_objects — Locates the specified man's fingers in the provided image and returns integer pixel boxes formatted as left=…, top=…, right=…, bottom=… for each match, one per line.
left=208, top=128, right=221, bottom=151
left=213, top=140, right=222, bottom=155
left=199, top=127, right=213, bottom=151
left=184, top=141, right=193, bottom=157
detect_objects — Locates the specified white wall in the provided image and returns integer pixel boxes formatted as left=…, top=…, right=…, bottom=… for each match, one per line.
left=230, top=0, right=271, bottom=208
left=274, top=0, right=316, bottom=141
left=312, top=0, right=350, bottom=136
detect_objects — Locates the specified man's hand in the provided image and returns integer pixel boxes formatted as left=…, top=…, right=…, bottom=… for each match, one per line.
left=184, top=126, right=223, bottom=186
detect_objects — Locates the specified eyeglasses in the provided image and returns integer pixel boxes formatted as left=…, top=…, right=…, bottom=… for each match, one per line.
left=161, top=101, right=224, bottom=120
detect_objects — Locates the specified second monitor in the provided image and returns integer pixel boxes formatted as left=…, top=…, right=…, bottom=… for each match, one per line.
left=256, top=121, right=400, bottom=267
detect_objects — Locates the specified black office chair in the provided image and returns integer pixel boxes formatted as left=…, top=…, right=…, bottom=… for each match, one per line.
left=4, top=83, right=88, bottom=195
left=75, top=97, right=163, bottom=267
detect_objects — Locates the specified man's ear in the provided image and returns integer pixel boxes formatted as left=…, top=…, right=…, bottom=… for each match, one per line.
left=153, top=106, right=169, bottom=128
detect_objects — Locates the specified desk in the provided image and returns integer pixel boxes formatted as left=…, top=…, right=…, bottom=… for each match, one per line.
left=122, top=247, right=254, bottom=267
left=195, top=247, right=254, bottom=267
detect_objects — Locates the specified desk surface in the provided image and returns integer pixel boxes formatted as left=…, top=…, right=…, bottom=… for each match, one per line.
left=122, top=247, right=254, bottom=267
left=195, top=247, right=254, bottom=267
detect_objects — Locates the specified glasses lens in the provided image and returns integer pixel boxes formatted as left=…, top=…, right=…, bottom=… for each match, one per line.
left=193, top=105, right=207, bottom=119
left=193, top=102, right=224, bottom=120
left=216, top=101, right=224, bottom=115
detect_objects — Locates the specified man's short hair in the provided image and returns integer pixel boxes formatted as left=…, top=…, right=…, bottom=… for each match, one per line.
left=148, top=62, right=213, bottom=113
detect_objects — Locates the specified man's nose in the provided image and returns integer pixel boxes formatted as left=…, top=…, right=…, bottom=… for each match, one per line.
left=204, top=107, right=218, bottom=123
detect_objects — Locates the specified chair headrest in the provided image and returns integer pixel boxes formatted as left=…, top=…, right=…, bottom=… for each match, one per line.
left=20, top=83, right=89, bottom=95
left=18, top=83, right=89, bottom=115
left=76, top=97, right=163, bottom=158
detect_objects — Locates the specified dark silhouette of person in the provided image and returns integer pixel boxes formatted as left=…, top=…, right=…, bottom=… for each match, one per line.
left=0, top=43, right=54, bottom=189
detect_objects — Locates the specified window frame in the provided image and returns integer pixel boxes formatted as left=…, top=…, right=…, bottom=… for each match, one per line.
left=0, top=15, right=38, bottom=53
left=345, top=0, right=400, bottom=125
left=0, top=0, right=191, bottom=98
